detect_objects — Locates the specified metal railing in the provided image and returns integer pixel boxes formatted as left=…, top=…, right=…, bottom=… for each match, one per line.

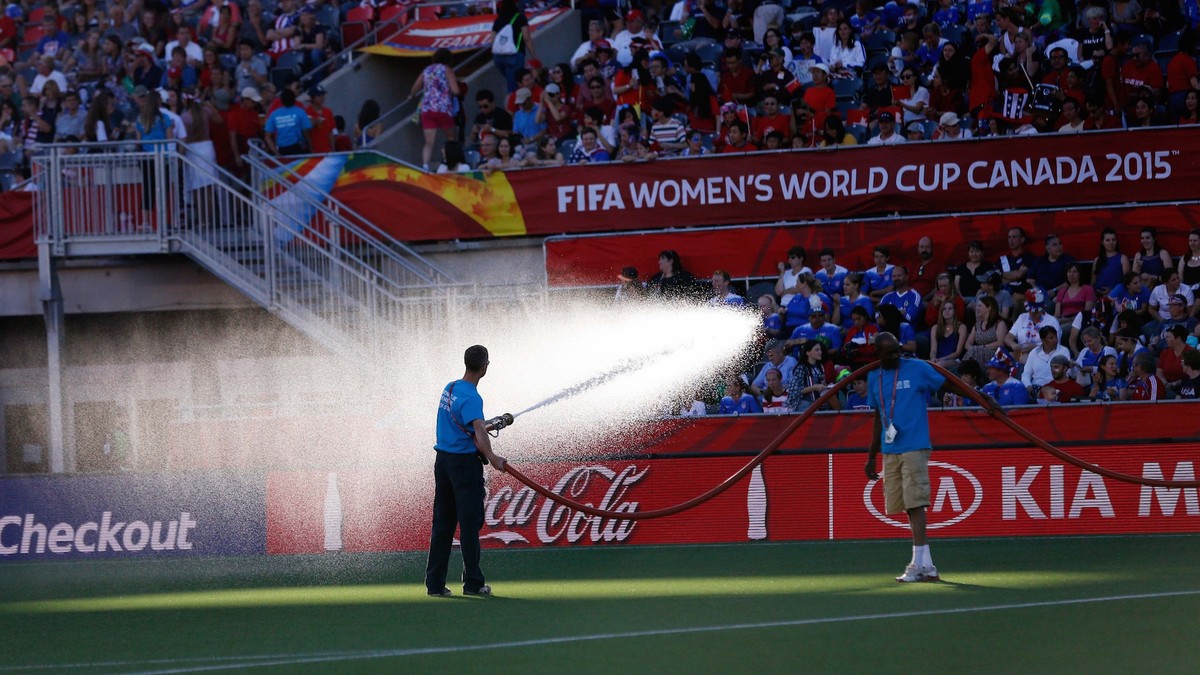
left=31, top=141, right=467, bottom=365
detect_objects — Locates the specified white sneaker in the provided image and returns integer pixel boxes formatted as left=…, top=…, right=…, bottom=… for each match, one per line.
left=895, top=563, right=925, bottom=583
left=921, top=565, right=940, bottom=582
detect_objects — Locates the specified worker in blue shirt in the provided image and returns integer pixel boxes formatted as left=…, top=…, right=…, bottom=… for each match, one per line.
left=264, top=87, right=313, bottom=156
left=425, top=345, right=508, bottom=598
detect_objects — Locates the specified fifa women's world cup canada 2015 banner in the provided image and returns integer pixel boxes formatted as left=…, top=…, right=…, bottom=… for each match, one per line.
left=264, top=404, right=1200, bottom=554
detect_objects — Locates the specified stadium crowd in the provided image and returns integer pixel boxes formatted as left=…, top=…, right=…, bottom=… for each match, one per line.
left=453, top=0, right=1200, bottom=172
left=614, top=225, right=1200, bottom=414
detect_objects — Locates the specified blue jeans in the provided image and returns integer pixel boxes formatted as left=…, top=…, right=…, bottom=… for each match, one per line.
left=492, top=51, right=525, bottom=93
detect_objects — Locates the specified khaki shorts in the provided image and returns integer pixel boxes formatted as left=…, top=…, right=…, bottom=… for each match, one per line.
left=883, top=449, right=932, bottom=515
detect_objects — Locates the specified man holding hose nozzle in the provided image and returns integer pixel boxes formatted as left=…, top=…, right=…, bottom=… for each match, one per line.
left=426, top=345, right=508, bottom=598
left=864, top=333, right=972, bottom=584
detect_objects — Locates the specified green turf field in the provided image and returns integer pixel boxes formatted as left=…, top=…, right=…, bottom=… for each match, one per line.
left=1, top=535, right=1198, bottom=673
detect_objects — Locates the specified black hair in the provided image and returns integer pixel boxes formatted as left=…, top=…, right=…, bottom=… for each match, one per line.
left=476, top=89, right=495, bottom=103
left=1038, top=325, right=1057, bottom=339
left=788, top=246, right=806, bottom=260
left=280, top=88, right=296, bottom=107
left=658, top=249, right=683, bottom=275
left=443, top=140, right=466, bottom=167
left=465, top=345, right=489, bottom=372
left=433, top=48, right=453, bottom=65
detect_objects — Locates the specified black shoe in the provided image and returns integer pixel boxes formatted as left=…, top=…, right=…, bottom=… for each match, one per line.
left=463, top=584, right=492, bottom=596
left=427, top=587, right=452, bottom=597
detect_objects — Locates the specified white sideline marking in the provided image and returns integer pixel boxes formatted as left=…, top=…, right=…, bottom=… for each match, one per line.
left=6, top=589, right=1198, bottom=674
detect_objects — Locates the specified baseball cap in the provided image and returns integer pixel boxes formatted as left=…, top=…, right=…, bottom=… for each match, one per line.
left=811, top=62, right=830, bottom=75
left=544, top=82, right=561, bottom=95
left=136, top=42, right=156, bottom=56
left=725, top=28, right=742, bottom=39
left=307, top=84, right=326, bottom=98
left=906, top=121, right=924, bottom=134
left=240, top=86, right=262, bottom=102
left=939, top=111, right=960, bottom=127
left=721, top=101, right=738, bottom=114
left=878, top=111, right=895, bottom=123
left=514, top=87, right=532, bottom=104
left=625, top=9, right=643, bottom=22
left=595, top=39, right=613, bottom=51
left=1169, top=293, right=1188, bottom=305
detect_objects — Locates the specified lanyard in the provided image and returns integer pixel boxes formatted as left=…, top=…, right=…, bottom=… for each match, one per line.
left=878, top=366, right=899, bottom=431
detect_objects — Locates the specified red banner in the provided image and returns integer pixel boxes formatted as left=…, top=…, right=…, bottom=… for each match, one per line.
left=265, top=402, right=1200, bottom=553
left=360, top=8, right=568, bottom=56
left=545, top=203, right=1200, bottom=287
left=508, top=127, right=1199, bottom=239
left=0, top=191, right=34, bottom=260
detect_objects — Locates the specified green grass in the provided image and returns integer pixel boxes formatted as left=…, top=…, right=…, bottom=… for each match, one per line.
left=2, top=536, right=1198, bottom=673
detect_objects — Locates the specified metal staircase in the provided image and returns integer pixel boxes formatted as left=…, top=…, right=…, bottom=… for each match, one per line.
left=32, top=141, right=460, bottom=365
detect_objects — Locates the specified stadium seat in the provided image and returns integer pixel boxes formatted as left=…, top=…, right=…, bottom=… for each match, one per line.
left=863, top=31, right=895, bottom=57
left=346, top=6, right=375, bottom=23
left=746, top=280, right=775, bottom=303
left=835, top=100, right=856, bottom=119
left=833, top=78, right=862, bottom=101
left=847, top=123, right=868, bottom=144
left=659, top=21, right=684, bottom=47
left=275, top=50, right=304, bottom=72
left=557, top=137, right=576, bottom=157
left=942, top=25, right=965, bottom=46
left=317, top=5, right=340, bottom=29
left=341, top=21, right=370, bottom=48
left=1155, top=30, right=1181, bottom=57
left=27, top=6, right=46, bottom=23
left=219, top=53, right=239, bottom=72
left=695, top=42, right=724, bottom=69
left=377, top=6, right=408, bottom=41
left=415, top=5, right=442, bottom=21
left=667, top=44, right=692, bottom=66
left=22, top=25, right=44, bottom=46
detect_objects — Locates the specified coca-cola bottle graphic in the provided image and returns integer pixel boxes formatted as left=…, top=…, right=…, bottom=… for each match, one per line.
left=323, top=472, right=343, bottom=552
left=747, top=465, right=767, bottom=540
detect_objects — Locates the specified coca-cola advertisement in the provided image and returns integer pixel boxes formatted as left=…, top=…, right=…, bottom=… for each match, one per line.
left=265, top=441, right=1200, bottom=554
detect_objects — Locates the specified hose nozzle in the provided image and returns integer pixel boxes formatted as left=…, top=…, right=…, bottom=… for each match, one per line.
left=485, top=413, right=515, bottom=433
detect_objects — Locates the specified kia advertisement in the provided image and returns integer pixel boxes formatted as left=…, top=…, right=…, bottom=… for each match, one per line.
left=266, top=443, right=1200, bottom=554
left=0, top=472, right=265, bottom=561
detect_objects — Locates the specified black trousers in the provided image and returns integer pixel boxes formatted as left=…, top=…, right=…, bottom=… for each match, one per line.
left=425, top=451, right=486, bottom=593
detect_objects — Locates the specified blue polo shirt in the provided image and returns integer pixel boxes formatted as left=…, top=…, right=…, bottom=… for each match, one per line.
left=265, top=104, right=312, bottom=148
left=866, top=359, right=944, bottom=454
left=435, top=380, right=483, bottom=454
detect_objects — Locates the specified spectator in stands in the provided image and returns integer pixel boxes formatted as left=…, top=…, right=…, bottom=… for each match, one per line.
left=35, top=13, right=72, bottom=61
left=1150, top=288, right=1196, bottom=350
left=924, top=273, right=965, bottom=326
left=1021, top=325, right=1072, bottom=395
left=353, top=98, right=381, bottom=148
left=803, top=63, right=836, bottom=127
left=208, top=5, right=240, bottom=54
left=841, top=305, right=879, bottom=368
left=786, top=300, right=842, bottom=355
left=751, top=340, right=796, bottom=394
left=968, top=34, right=999, bottom=116
left=27, top=55, right=68, bottom=97
left=755, top=48, right=797, bottom=101
left=982, top=350, right=1030, bottom=405
left=646, top=249, right=696, bottom=300
left=791, top=99, right=817, bottom=147
left=235, top=40, right=268, bottom=95
left=996, top=227, right=1033, bottom=294
left=880, top=264, right=922, bottom=325
left=511, top=87, right=546, bottom=145
left=264, top=87, right=311, bottom=156
left=538, top=83, right=575, bottom=142
left=524, top=134, right=565, bottom=167
left=864, top=245, right=895, bottom=300
left=965, top=296, right=1010, bottom=365
left=471, top=89, right=512, bottom=145
left=1114, top=327, right=1149, bottom=378
left=876, top=303, right=918, bottom=354
left=1132, top=226, right=1174, bottom=287
left=1129, top=352, right=1166, bottom=401
left=679, top=129, right=709, bottom=157
left=719, top=48, right=756, bottom=105
left=977, top=271, right=1016, bottom=323
left=1054, top=262, right=1096, bottom=326
left=303, top=85, right=333, bottom=154
left=751, top=92, right=791, bottom=144
left=54, top=90, right=86, bottom=141
left=1007, top=290, right=1061, bottom=362
left=1029, top=233, right=1074, bottom=298
left=1129, top=95, right=1168, bottom=127
left=867, top=110, right=904, bottom=144
left=789, top=33, right=824, bottom=86
left=242, top=0, right=269, bottom=51
left=1120, top=41, right=1163, bottom=112
left=909, top=236, right=944, bottom=300
left=954, top=240, right=992, bottom=303
left=719, top=375, right=763, bottom=414
left=1089, top=354, right=1129, bottom=400
left=930, top=300, right=968, bottom=370
left=718, top=120, right=757, bottom=153
left=1083, top=92, right=1123, bottom=130
left=1166, top=33, right=1199, bottom=117
left=437, top=140, right=471, bottom=173
left=1178, top=350, right=1200, bottom=399
left=484, top=136, right=523, bottom=171
left=294, top=7, right=327, bottom=75
left=943, top=359, right=983, bottom=408
left=862, top=63, right=893, bottom=115
left=788, top=341, right=839, bottom=412
left=815, top=249, right=849, bottom=300
left=266, top=0, right=300, bottom=62
left=1042, top=47, right=1071, bottom=87
left=783, top=273, right=834, bottom=332
left=931, top=110, right=969, bottom=139
left=165, top=24, right=203, bottom=66
left=844, top=376, right=871, bottom=410
left=225, top=87, right=261, bottom=175
left=133, top=89, right=173, bottom=223
left=1056, top=97, right=1086, bottom=133
left=140, top=7, right=168, bottom=56
left=35, top=79, right=62, bottom=139
left=905, top=121, right=926, bottom=141
left=829, top=20, right=865, bottom=79
left=757, top=294, right=784, bottom=340
left=67, top=29, right=104, bottom=84
left=162, top=47, right=198, bottom=91
left=578, top=74, right=616, bottom=125
left=1074, top=326, right=1117, bottom=386
left=760, top=368, right=790, bottom=413
left=1039, top=354, right=1086, bottom=404
left=1157, top=324, right=1195, bottom=389
left=890, top=31, right=920, bottom=80
left=505, top=69, right=541, bottom=114
left=776, top=245, right=812, bottom=307
left=474, top=133, right=499, bottom=168
left=410, top=48, right=461, bottom=169
left=614, top=122, right=654, bottom=161
left=915, top=25, right=945, bottom=78
left=709, top=270, right=746, bottom=306
left=105, top=3, right=138, bottom=45
left=611, top=10, right=658, bottom=68
left=84, top=90, right=118, bottom=143
left=837, top=272, right=875, bottom=330
left=648, top=98, right=686, bottom=156
left=571, top=20, right=607, bottom=71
